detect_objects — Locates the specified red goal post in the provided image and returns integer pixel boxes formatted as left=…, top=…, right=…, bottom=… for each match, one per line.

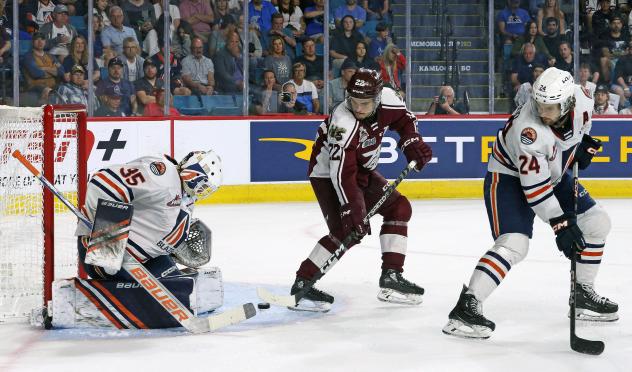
left=0, top=104, right=88, bottom=322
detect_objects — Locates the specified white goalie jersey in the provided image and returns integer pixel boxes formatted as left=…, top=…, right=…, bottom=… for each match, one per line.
left=76, top=155, right=194, bottom=261
left=488, top=85, right=594, bottom=223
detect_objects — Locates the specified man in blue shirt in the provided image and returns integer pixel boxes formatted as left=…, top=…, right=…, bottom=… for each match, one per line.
left=96, top=57, right=137, bottom=115
left=248, top=0, right=278, bottom=36
left=368, top=23, right=392, bottom=61
left=334, top=0, right=366, bottom=29
left=496, top=0, right=531, bottom=44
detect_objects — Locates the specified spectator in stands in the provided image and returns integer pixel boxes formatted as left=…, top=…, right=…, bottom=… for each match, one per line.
left=40, top=5, right=77, bottom=60
left=330, top=15, right=365, bottom=76
left=263, top=13, right=297, bottom=58
left=213, top=30, right=244, bottom=93
left=80, top=12, right=104, bottom=65
left=536, top=0, right=565, bottom=36
left=23, top=32, right=64, bottom=105
left=510, top=42, right=547, bottom=92
left=209, top=14, right=237, bottom=57
left=294, top=38, right=324, bottom=89
left=249, top=0, right=278, bottom=36
left=555, top=41, right=574, bottom=74
left=592, top=0, right=623, bottom=39
left=278, top=81, right=308, bottom=114
left=288, top=61, right=319, bottom=114
left=611, top=42, right=632, bottom=108
left=426, top=85, right=468, bottom=115
left=253, top=69, right=281, bottom=114
left=0, top=8, right=10, bottom=67
left=151, top=0, right=181, bottom=38
left=368, top=22, right=392, bottom=61
left=122, top=0, right=156, bottom=48
left=173, top=20, right=194, bottom=59
left=579, top=62, right=597, bottom=98
left=237, top=14, right=264, bottom=65
left=95, top=0, right=111, bottom=27
left=24, top=0, right=56, bottom=27
left=143, top=87, right=180, bottom=116
left=276, top=0, right=304, bottom=38
left=497, top=0, right=531, bottom=46
left=351, top=41, right=380, bottom=71
left=379, top=43, right=406, bottom=96
left=180, top=0, right=215, bottom=42
left=542, top=17, right=566, bottom=62
left=214, top=0, right=234, bottom=21
left=596, top=14, right=629, bottom=84
left=264, top=35, right=293, bottom=84
left=62, top=35, right=100, bottom=85
left=150, top=42, right=192, bottom=96
left=182, top=37, right=216, bottom=96
left=511, top=20, right=553, bottom=63
left=122, top=37, right=145, bottom=82
left=594, top=83, right=618, bottom=114
left=52, top=65, right=99, bottom=107
left=328, top=58, right=357, bottom=108
left=514, top=63, right=545, bottom=107
left=102, top=6, right=139, bottom=56
left=304, top=0, right=325, bottom=43
left=96, top=56, right=137, bottom=115
left=95, top=86, right=126, bottom=117
left=335, top=0, right=366, bottom=29
left=364, top=0, right=391, bottom=23
left=135, top=59, right=164, bottom=114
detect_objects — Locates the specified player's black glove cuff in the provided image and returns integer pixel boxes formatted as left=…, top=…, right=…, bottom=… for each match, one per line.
left=550, top=213, right=585, bottom=259
left=574, top=134, right=602, bottom=170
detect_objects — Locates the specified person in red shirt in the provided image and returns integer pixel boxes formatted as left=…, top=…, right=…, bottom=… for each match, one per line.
left=143, top=88, right=181, bottom=116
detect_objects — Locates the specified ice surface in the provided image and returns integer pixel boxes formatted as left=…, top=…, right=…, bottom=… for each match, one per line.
left=0, top=199, right=630, bottom=372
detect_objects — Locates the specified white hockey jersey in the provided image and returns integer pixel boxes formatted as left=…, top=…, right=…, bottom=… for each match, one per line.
left=488, top=85, right=594, bottom=223
left=76, top=155, right=193, bottom=262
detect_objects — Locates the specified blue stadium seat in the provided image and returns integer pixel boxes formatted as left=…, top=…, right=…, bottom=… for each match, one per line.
left=70, top=16, right=87, bottom=32
left=200, top=95, right=235, bottom=114
left=295, top=43, right=302, bottom=56
left=19, top=43, right=32, bottom=56
left=173, top=95, right=204, bottom=115
left=211, top=106, right=242, bottom=115
left=315, top=43, right=324, bottom=56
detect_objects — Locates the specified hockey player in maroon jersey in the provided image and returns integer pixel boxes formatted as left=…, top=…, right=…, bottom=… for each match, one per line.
left=289, top=68, right=433, bottom=312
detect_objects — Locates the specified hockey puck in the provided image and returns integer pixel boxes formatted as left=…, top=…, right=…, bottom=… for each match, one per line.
left=257, top=302, right=270, bottom=309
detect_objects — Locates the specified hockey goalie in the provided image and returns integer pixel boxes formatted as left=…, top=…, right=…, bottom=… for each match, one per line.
left=48, top=150, right=224, bottom=329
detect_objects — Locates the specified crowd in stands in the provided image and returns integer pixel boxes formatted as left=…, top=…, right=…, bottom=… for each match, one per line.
left=1, top=0, right=401, bottom=116
left=498, top=0, right=632, bottom=115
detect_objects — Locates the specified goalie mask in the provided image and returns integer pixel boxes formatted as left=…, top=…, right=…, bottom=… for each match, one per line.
left=178, top=150, right=222, bottom=200
left=532, top=67, right=575, bottom=126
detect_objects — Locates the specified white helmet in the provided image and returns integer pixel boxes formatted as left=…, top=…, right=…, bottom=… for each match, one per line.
left=178, top=150, right=222, bottom=200
left=532, top=67, right=576, bottom=117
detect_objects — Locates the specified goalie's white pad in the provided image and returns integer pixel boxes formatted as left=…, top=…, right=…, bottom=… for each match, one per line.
left=84, top=199, right=133, bottom=273
left=48, top=267, right=223, bottom=329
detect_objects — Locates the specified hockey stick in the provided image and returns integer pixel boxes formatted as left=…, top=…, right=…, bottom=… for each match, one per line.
left=12, top=150, right=256, bottom=333
left=569, top=162, right=605, bottom=355
left=258, top=160, right=418, bottom=307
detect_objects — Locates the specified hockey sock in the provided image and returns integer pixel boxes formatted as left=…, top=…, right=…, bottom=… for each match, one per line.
left=576, top=205, right=610, bottom=285
left=296, top=234, right=350, bottom=280
left=379, top=221, right=408, bottom=272
left=468, top=249, right=512, bottom=302
left=576, top=241, right=603, bottom=284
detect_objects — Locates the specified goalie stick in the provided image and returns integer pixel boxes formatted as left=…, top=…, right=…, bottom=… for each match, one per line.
left=12, top=150, right=256, bottom=333
left=569, top=162, right=605, bottom=355
left=257, top=160, right=418, bottom=307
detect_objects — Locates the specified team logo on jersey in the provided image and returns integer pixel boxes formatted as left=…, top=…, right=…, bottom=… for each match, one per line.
left=166, top=194, right=181, bottom=207
left=328, top=125, right=346, bottom=141
left=520, top=127, right=537, bottom=145
left=150, top=161, right=166, bottom=175
left=359, top=127, right=369, bottom=143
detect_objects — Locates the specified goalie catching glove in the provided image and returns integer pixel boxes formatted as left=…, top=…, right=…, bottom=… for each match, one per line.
left=172, top=218, right=212, bottom=268
left=398, top=133, right=432, bottom=171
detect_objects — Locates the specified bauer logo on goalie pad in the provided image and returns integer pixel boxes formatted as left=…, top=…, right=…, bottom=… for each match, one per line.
left=85, top=199, right=134, bottom=273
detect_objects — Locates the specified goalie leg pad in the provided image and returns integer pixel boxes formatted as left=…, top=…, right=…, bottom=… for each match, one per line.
left=51, top=268, right=223, bottom=329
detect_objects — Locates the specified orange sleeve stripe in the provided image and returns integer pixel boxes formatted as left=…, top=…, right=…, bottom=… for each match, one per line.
left=581, top=251, right=603, bottom=257
left=525, top=183, right=552, bottom=199
left=95, top=173, right=129, bottom=203
left=166, top=220, right=186, bottom=245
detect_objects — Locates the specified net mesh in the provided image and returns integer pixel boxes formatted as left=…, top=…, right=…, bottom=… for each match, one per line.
left=0, top=106, right=80, bottom=322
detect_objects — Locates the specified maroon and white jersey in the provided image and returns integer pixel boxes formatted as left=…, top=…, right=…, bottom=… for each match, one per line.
left=308, top=87, right=419, bottom=206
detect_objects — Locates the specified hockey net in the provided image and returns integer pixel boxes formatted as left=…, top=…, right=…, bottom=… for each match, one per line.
left=0, top=105, right=87, bottom=322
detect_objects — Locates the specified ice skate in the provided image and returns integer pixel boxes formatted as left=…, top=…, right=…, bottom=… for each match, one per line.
left=288, top=277, right=334, bottom=313
left=570, top=283, right=619, bottom=322
left=443, top=285, right=495, bottom=339
left=377, top=269, right=424, bottom=305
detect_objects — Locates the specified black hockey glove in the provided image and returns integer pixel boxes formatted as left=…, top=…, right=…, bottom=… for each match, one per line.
left=340, top=203, right=369, bottom=244
left=574, top=134, right=602, bottom=170
left=398, top=133, right=432, bottom=171
left=550, top=213, right=586, bottom=259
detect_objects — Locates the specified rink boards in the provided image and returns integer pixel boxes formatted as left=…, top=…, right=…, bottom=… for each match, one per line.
left=77, top=116, right=632, bottom=202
